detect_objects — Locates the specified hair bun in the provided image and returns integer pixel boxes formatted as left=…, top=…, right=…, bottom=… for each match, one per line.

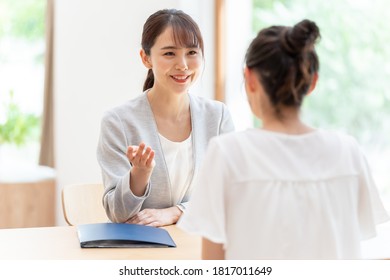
left=293, top=19, right=320, bottom=45
left=281, top=19, right=320, bottom=55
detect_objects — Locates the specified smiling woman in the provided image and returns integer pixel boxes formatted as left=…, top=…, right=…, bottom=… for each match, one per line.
left=96, top=9, right=235, bottom=227
left=140, top=26, right=203, bottom=100
left=140, top=9, right=204, bottom=93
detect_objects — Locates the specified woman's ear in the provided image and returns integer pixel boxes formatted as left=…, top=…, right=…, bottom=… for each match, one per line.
left=307, top=72, right=318, bottom=95
left=140, top=49, right=152, bottom=69
left=244, top=67, right=256, bottom=93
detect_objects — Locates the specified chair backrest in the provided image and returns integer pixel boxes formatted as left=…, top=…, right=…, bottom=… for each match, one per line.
left=61, top=183, right=108, bottom=226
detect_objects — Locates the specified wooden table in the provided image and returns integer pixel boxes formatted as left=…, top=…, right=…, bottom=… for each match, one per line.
left=0, top=222, right=388, bottom=260
left=0, top=225, right=201, bottom=260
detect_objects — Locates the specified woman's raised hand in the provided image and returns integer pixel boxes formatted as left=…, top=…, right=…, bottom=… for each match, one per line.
left=126, top=142, right=155, bottom=171
left=127, top=142, right=156, bottom=196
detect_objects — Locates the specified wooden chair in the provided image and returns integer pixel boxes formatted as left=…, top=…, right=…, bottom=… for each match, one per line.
left=61, top=183, right=108, bottom=226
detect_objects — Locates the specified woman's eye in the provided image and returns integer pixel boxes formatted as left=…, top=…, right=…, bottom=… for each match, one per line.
left=188, top=50, right=197, bottom=55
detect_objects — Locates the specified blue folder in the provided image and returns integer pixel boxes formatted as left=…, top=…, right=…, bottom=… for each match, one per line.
left=77, top=223, right=176, bottom=248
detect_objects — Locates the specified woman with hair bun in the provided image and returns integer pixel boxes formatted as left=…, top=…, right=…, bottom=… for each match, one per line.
left=178, top=19, right=389, bottom=259
left=97, top=9, right=234, bottom=227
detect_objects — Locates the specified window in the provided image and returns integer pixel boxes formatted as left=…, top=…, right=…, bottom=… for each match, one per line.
left=0, top=0, right=46, bottom=166
left=225, top=0, right=390, bottom=209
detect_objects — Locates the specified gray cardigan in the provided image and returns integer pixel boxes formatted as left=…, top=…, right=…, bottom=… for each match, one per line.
left=97, top=92, right=235, bottom=223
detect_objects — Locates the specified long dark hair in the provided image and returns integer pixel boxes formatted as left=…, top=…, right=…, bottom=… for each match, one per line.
left=245, top=19, right=320, bottom=117
left=141, top=9, right=204, bottom=91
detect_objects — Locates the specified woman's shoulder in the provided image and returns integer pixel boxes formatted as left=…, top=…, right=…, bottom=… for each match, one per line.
left=212, top=128, right=362, bottom=154
left=209, top=129, right=252, bottom=150
left=102, top=94, right=148, bottom=120
left=315, top=129, right=360, bottom=147
left=189, top=93, right=227, bottom=112
left=111, top=94, right=147, bottom=113
left=307, top=129, right=366, bottom=166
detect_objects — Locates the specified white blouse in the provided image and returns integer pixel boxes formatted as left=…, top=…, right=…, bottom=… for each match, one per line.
left=178, top=129, right=389, bottom=259
left=159, top=133, right=193, bottom=207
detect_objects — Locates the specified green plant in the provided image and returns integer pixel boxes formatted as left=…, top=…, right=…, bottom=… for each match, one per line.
left=0, top=90, right=41, bottom=146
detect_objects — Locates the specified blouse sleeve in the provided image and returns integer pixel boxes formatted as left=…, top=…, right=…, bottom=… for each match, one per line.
left=97, top=110, right=150, bottom=223
left=357, top=147, right=390, bottom=239
left=177, top=138, right=228, bottom=245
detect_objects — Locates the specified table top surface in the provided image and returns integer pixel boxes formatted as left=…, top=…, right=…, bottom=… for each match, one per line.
left=0, top=225, right=201, bottom=260
left=0, top=222, right=389, bottom=260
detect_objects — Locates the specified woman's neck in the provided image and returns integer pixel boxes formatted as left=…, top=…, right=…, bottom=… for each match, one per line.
left=261, top=108, right=314, bottom=135
left=147, top=87, right=192, bottom=142
left=147, top=87, right=190, bottom=122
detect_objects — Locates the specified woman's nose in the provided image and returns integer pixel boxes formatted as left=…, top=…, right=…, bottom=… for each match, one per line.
left=175, top=57, right=188, bottom=71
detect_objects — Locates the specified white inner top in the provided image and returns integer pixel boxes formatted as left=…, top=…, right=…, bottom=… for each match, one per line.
left=159, top=133, right=193, bottom=205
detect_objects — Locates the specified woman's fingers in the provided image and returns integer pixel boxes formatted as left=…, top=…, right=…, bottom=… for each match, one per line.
left=127, top=208, right=176, bottom=227
left=140, top=147, right=155, bottom=167
left=127, top=143, right=154, bottom=167
left=140, top=146, right=151, bottom=164
left=134, top=143, right=145, bottom=163
left=145, top=150, right=155, bottom=167
left=126, top=146, right=136, bottom=161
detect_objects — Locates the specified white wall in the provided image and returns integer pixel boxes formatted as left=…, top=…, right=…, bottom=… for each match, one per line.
left=53, top=0, right=215, bottom=225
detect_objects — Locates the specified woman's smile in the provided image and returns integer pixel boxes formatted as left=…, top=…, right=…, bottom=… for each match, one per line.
left=170, top=74, right=190, bottom=83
